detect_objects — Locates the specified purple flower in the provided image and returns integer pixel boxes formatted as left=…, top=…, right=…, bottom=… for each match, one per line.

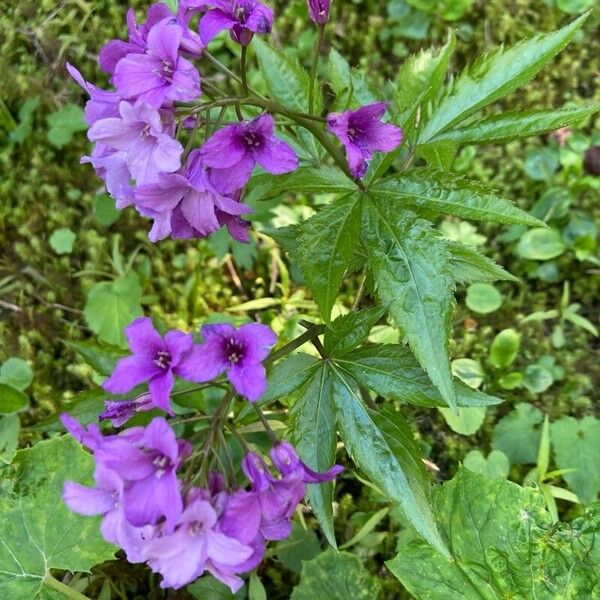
left=99, top=4, right=174, bottom=75
left=200, top=0, right=274, bottom=46
left=99, top=393, right=155, bottom=428
left=63, top=464, right=155, bottom=562
left=326, top=101, right=403, bottom=178
left=307, top=0, right=330, bottom=24
left=102, top=317, right=196, bottom=414
left=178, top=322, right=277, bottom=401
left=133, top=151, right=252, bottom=243
left=114, top=18, right=201, bottom=108
left=88, top=101, right=182, bottom=185
left=270, top=441, right=343, bottom=483
left=200, top=114, right=298, bottom=194
left=143, top=495, right=253, bottom=591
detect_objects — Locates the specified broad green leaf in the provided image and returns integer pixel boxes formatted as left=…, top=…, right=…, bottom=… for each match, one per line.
left=0, top=358, right=33, bottom=391
left=465, top=283, right=503, bottom=314
left=84, top=273, right=143, bottom=347
left=523, top=364, right=554, bottom=394
left=551, top=416, right=600, bottom=504
left=298, top=195, right=362, bottom=322
left=362, top=203, right=457, bottom=411
left=253, top=38, right=321, bottom=114
left=259, top=353, right=321, bottom=406
left=517, top=227, right=566, bottom=260
left=430, top=104, right=600, bottom=144
left=492, top=403, right=544, bottom=464
left=489, top=328, right=520, bottom=368
left=93, top=194, right=120, bottom=227
left=244, top=166, right=357, bottom=204
left=291, top=549, right=380, bottom=600
left=0, top=436, right=116, bottom=598
left=524, top=147, right=560, bottom=181
left=334, top=344, right=500, bottom=408
left=329, top=364, right=448, bottom=556
left=387, top=467, right=600, bottom=599
left=187, top=576, right=241, bottom=599
left=439, top=406, right=485, bottom=435
left=289, top=365, right=338, bottom=547
left=419, top=13, right=589, bottom=141
left=46, top=104, right=87, bottom=147
left=275, top=522, right=320, bottom=573
left=323, top=307, right=385, bottom=356
left=248, top=573, right=267, bottom=600
left=451, top=358, right=484, bottom=389
left=463, top=449, right=510, bottom=479
left=328, top=49, right=378, bottom=107
left=395, top=34, right=455, bottom=112
left=447, top=241, right=517, bottom=283
left=0, top=384, right=29, bottom=414
left=65, top=340, right=127, bottom=376
left=370, top=170, right=542, bottom=226
left=0, top=414, right=20, bottom=465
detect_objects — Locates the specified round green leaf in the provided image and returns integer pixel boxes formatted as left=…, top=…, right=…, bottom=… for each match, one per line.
left=489, top=328, right=520, bottom=368
left=523, top=364, right=554, bottom=394
left=466, top=283, right=503, bottom=314
left=516, top=228, right=565, bottom=260
left=49, top=227, right=76, bottom=255
left=0, top=383, right=29, bottom=413
left=464, top=449, right=509, bottom=479
left=0, top=358, right=33, bottom=391
left=440, top=406, right=486, bottom=435
left=524, top=147, right=559, bottom=181
left=451, top=358, right=484, bottom=389
left=498, top=371, right=524, bottom=389
left=93, top=193, right=120, bottom=227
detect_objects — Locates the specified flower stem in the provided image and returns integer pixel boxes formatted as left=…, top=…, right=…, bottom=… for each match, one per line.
left=308, top=23, right=326, bottom=115
left=253, top=404, right=278, bottom=443
left=43, top=574, right=91, bottom=600
left=263, top=323, right=326, bottom=365
left=240, top=45, right=249, bottom=96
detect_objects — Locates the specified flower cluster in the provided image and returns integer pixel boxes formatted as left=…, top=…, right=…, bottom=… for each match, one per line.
left=70, top=1, right=403, bottom=246
left=100, top=317, right=276, bottom=424
left=62, top=414, right=342, bottom=591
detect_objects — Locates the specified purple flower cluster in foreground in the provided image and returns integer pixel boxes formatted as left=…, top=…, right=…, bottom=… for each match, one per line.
left=70, top=1, right=403, bottom=245
left=100, top=317, right=276, bottom=421
left=62, top=414, right=342, bottom=591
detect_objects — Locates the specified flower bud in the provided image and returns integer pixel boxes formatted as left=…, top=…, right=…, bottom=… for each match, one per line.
left=307, top=0, right=330, bottom=24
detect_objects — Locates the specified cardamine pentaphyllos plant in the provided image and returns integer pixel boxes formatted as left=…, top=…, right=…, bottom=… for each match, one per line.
left=58, top=0, right=600, bottom=595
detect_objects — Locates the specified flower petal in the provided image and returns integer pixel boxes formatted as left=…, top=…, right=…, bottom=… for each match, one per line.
left=125, top=317, right=164, bottom=354
left=148, top=371, right=175, bottom=414
left=199, top=9, right=237, bottom=45
left=228, top=362, right=267, bottom=401
left=102, top=354, right=159, bottom=394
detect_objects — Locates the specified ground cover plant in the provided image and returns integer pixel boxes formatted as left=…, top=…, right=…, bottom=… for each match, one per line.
left=0, top=0, right=599, bottom=598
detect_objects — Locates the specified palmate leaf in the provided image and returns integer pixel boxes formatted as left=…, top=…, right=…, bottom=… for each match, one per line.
left=446, top=241, right=517, bottom=284
left=430, top=104, right=600, bottom=145
left=419, top=12, right=589, bottom=142
left=289, top=365, right=338, bottom=547
left=362, top=201, right=457, bottom=411
left=328, top=49, right=378, bottom=108
left=328, top=363, right=449, bottom=557
left=323, top=307, right=386, bottom=356
left=387, top=467, right=600, bottom=599
left=0, top=436, right=116, bottom=598
left=297, top=194, right=362, bottom=322
left=370, top=169, right=542, bottom=227
left=334, top=344, right=501, bottom=409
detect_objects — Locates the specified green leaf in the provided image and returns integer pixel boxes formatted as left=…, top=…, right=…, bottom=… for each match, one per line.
left=291, top=549, right=380, bottom=600
left=289, top=365, right=338, bottom=547
left=465, top=282, right=503, bottom=314
left=253, top=37, right=321, bottom=114
left=245, top=166, right=357, bottom=204
left=523, top=364, right=554, bottom=394
left=335, top=344, right=500, bottom=408
left=395, top=34, right=455, bottom=113
left=84, top=273, right=143, bottom=347
left=46, top=104, right=87, bottom=147
left=0, top=358, right=33, bottom=391
left=0, top=414, right=20, bottom=465
left=362, top=202, right=457, bottom=411
left=9, top=97, right=40, bottom=144
left=430, top=104, right=600, bottom=144
left=451, top=358, right=484, bottom=389
left=447, top=241, right=517, bottom=283
left=339, top=507, right=390, bottom=550
left=64, top=340, right=127, bottom=376
left=324, top=307, right=385, bottom=356
left=489, top=328, right=520, bottom=368
left=524, top=147, right=560, bottom=181
left=49, top=228, right=76, bottom=255
left=248, top=572, right=267, bottom=600
left=551, top=416, right=600, bottom=504
left=517, top=227, right=566, bottom=260
left=0, top=384, right=29, bottom=414
left=463, top=449, right=509, bottom=479
left=387, top=467, right=600, bottom=599
left=419, top=13, right=589, bottom=141
left=0, top=436, right=116, bottom=598
left=492, top=403, right=544, bottom=464
left=439, top=406, right=485, bottom=435
left=328, top=49, right=378, bottom=107
left=298, top=195, right=362, bottom=322
left=370, top=170, right=542, bottom=226
left=93, top=194, right=120, bottom=227
left=275, top=522, right=321, bottom=573
left=187, top=576, right=240, bottom=599
left=329, top=364, right=449, bottom=557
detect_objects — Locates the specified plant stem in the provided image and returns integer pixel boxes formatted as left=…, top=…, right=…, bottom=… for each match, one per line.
left=298, top=319, right=328, bottom=359
left=43, top=574, right=91, bottom=600
left=308, top=24, right=326, bottom=115
left=253, top=404, right=278, bottom=443
left=264, top=323, right=326, bottom=365
left=240, top=45, right=249, bottom=96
